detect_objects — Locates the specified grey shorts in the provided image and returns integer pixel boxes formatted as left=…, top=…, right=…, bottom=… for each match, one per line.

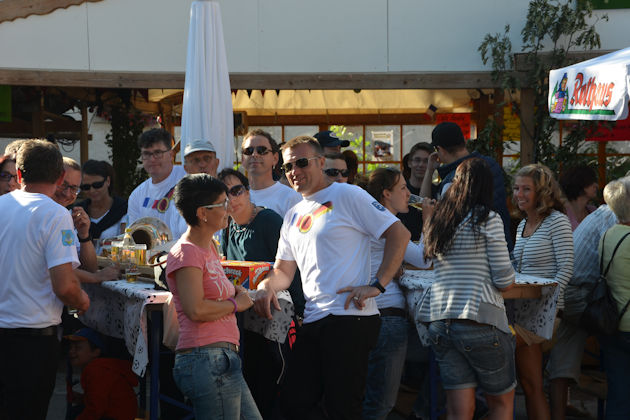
left=428, top=320, right=517, bottom=396
left=547, top=319, right=589, bottom=383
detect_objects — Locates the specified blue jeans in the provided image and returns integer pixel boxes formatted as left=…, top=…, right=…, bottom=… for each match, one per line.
left=428, top=320, right=516, bottom=396
left=599, top=331, right=630, bottom=420
left=364, top=315, right=409, bottom=420
left=173, top=346, right=262, bottom=420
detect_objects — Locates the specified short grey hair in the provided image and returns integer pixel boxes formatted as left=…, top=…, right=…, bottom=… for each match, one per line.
left=604, top=176, right=630, bottom=223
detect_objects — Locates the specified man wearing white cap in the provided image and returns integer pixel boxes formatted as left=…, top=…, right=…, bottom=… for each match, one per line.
left=183, top=139, right=220, bottom=176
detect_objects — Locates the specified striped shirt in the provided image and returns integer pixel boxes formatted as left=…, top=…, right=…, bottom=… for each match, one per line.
left=418, top=211, right=515, bottom=333
left=513, top=210, right=574, bottom=309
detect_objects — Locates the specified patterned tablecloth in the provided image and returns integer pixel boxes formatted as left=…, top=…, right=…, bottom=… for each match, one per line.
left=400, top=270, right=558, bottom=346
left=81, top=280, right=171, bottom=376
left=80, top=281, right=294, bottom=376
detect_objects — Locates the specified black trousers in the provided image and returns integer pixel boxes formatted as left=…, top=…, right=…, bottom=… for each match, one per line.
left=281, top=314, right=380, bottom=420
left=0, top=330, right=60, bottom=420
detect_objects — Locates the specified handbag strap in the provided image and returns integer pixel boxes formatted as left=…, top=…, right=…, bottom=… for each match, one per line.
left=600, top=231, right=630, bottom=277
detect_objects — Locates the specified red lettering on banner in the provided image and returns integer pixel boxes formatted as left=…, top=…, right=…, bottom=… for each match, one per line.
left=569, top=73, right=615, bottom=111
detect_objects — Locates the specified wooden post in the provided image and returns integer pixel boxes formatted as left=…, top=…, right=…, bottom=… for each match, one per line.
left=32, top=88, right=45, bottom=138
left=494, top=89, right=505, bottom=165
left=520, top=88, right=535, bottom=165
left=80, top=103, right=89, bottom=164
left=598, top=141, right=607, bottom=186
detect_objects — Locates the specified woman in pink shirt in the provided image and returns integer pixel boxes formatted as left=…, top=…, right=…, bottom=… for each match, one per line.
left=166, top=174, right=260, bottom=420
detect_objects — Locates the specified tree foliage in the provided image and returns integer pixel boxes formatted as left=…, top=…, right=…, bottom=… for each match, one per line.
left=478, top=0, right=607, bottom=174
left=105, top=103, right=147, bottom=197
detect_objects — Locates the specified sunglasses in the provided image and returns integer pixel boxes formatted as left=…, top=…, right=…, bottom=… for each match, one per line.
left=0, top=171, right=17, bottom=182
left=281, top=157, right=319, bottom=173
left=228, top=184, right=247, bottom=197
left=80, top=179, right=106, bottom=191
left=242, top=146, right=272, bottom=156
left=202, top=199, right=229, bottom=210
left=324, top=168, right=349, bottom=178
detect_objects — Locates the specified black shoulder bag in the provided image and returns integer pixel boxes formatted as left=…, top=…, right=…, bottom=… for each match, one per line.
left=580, top=231, right=630, bottom=335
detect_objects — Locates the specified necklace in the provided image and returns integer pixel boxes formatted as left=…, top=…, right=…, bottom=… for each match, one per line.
left=231, top=204, right=259, bottom=233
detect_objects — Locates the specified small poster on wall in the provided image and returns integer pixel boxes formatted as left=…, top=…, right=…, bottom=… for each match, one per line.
left=372, top=130, right=394, bottom=159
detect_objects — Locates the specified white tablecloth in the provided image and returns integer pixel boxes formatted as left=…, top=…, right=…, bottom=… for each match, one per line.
left=399, top=270, right=558, bottom=346
left=81, top=280, right=171, bottom=376
left=81, top=281, right=295, bottom=376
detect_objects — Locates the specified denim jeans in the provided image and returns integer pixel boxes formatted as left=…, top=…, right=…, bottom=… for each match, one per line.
left=599, top=331, right=630, bottom=420
left=173, top=346, right=262, bottom=420
left=364, top=315, right=408, bottom=420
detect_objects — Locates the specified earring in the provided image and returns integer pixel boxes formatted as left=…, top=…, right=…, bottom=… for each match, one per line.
left=203, top=218, right=208, bottom=223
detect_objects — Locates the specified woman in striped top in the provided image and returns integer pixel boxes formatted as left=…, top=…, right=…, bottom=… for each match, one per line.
left=511, top=164, right=573, bottom=420
left=423, top=158, right=516, bottom=419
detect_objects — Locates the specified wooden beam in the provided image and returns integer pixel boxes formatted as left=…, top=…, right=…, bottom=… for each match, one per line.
left=80, top=103, right=88, bottom=164
left=245, top=113, right=433, bottom=126
left=520, top=88, right=535, bottom=165
left=513, top=50, right=615, bottom=72
left=0, top=0, right=103, bottom=23
left=0, top=69, right=523, bottom=90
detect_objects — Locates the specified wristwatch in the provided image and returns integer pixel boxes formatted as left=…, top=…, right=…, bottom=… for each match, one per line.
left=78, top=234, right=92, bottom=243
left=370, top=279, right=386, bottom=294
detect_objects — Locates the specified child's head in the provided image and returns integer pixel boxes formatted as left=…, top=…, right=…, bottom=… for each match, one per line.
left=65, top=328, right=105, bottom=367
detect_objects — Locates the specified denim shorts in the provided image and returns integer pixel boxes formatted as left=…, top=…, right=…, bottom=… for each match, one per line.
left=428, top=320, right=516, bottom=396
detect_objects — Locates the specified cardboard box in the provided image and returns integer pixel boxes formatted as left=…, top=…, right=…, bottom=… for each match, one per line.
left=221, top=260, right=271, bottom=289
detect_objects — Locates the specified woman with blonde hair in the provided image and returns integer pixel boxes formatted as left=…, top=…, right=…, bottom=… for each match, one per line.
left=511, top=164, right=574, bottom=420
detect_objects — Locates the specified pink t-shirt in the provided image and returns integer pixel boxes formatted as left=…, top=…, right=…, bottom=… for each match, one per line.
left=166, top=238, right=239, bottom=350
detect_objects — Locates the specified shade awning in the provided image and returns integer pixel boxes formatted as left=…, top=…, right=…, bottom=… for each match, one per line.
left=549, top=47, right=630, bottom=121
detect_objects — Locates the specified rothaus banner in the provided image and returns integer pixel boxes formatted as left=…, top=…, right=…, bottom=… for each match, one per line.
left=549, top=47, right=630, bottom=121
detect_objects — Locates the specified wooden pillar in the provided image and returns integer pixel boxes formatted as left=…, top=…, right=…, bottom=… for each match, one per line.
left=520, top=88, right=535, bottom=165
left=477, top=93, right=490, bottom=135
left=80, top=103, right=89, bottom=164
left=494, top=89, right=505, bottom=165
left=598, top=141, right=607, bottom=185
left=32, top=88, right=45, bottom=138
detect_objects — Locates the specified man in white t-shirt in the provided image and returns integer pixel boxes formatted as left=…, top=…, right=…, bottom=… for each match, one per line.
left=0, top=140, right=90, bottom=419
left=127, top=128, right=187, bottom=238
left=254, top=135, right=410, bottom=420
left=242, top=129, right=301, bottom=217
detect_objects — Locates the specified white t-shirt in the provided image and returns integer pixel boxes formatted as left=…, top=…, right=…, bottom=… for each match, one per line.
left=371, top=236, right=430, bottom=310
left=127, top=165, right=187, bottom=239
left=0, top=190, right=80, bottom=328
left=249, top=181, right=302, bottom=217
left=276, top=182, right=399, bottom=323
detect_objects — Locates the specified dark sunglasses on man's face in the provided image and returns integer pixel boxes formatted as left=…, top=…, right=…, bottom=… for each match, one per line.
left=281, top=157, right=319, bottom=173
left=242, top=146, right=272, bottom=156
left=80, top=179, right=106, bottom=191
left=324, top=168, right=349, bottom=178
left=228, top=184, right=247, bottom=197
